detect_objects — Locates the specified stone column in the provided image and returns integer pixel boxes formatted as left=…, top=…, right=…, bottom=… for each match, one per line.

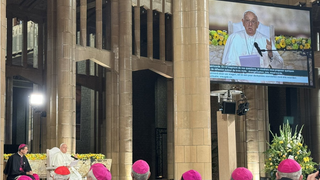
left=147, top=2, right=153, bottom=59
left=244, top=85, right=268, bottom=180
left=173, top=0, right=212, bottom=179
left=118, top=0, right=133, bottom=179
left=159, top=11, right=165, bottom=62
left=56, top=0, right=76, bottom=152
left=46, top=0, right=58, bottom=149
left=96, top=0, right=102, bottom=49
left=0, top=0, right=6, bottom=178
left=5, top=77, right=13, bottom=144
left=167, top=80, right=174, bottom=179
left=310, top=68, right=320, bottom=162
left=80, top=0, right=87, bottom=46
left=106, top=0, right=120, bottom=179
left=133, top=5, right=140, bottom=57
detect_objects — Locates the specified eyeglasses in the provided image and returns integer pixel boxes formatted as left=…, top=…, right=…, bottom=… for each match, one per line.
left=244, top=19, right=257, bottom=25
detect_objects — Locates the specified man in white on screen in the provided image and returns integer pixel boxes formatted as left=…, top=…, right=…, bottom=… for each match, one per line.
left=51, top=143, right=82, bottom=180
left=222, top=10, right=283, bottom=69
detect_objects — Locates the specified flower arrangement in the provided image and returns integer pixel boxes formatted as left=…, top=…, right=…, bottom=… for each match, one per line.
left=264, top=122, right=317, bottom=180
left=209, top=30, right=228, bottom=46
left=275, top=35, right=311, bottom=50
left=208, top=30, right=312, bottom=51
left=3, top=153, right=105, bottom=161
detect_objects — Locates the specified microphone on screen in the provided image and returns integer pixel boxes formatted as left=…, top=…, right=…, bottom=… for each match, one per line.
left=254, top=42, right=263, bottom=57
left=71, top=155, right=78, bottom=160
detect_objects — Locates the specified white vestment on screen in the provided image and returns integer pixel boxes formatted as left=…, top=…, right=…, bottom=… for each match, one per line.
left=222, top=30, right=283, bottom=69
left=52, top=151, right=82, bottom=180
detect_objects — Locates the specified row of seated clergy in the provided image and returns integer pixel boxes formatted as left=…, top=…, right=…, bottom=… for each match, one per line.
left=46, top=143, right=82, bottom=180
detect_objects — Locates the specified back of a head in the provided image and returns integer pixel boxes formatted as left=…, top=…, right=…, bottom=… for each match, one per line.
left=16, top=175, right=33, bottom=180
left=54, top=166, right=71, bottom=180
left=181, top=170, right=202, bottom=180
left=132, top=160, right=150, bottom=180
left=277, top=159, right=302, bottom=180
left=231, top=167, right=253, bottom=180
left=87, top=163, right=112, bottom=180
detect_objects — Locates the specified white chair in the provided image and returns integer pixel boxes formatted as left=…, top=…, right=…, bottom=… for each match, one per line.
left=46, top=147, right=61, bottom=180
left=228, top=21, right=274, bottom=40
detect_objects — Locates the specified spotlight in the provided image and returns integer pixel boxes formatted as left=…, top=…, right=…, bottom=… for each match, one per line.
left=312, top=0, right=320, bottom=6
left=237, top=102, right=249, bottom=116
left=236, top=93, right=249, bottom=116
left=295, top=2, right=306, bottom=7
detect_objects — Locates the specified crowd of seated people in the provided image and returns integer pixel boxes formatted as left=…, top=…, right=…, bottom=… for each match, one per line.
left=7, top=143, right=320, bottom=180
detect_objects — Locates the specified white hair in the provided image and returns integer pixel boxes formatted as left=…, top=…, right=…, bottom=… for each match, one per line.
left=243, top=10, right=258, bottom=21
left=277, top=169, right=302, bottom=180
left=87, top=169, right=97, bottom=180
left=53, top=173, right=70, bottom=180
left=131, top=168, right=150, bottom=180
left=60, top=143, right=66, bottom=148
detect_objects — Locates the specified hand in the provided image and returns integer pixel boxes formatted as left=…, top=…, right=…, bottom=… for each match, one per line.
left=307, top=171, right=319, bottom=180
left=266, top=38, right=273, bottom=58
left=26, top=171, right=33, bottom=175
left=75, top=154, right=79, bottom=158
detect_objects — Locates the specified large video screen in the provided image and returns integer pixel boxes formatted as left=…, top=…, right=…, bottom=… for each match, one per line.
left=209, top=0, right=314, bottom=87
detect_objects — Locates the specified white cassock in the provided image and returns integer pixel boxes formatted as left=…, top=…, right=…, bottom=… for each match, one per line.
left=222, top=30, right=283, bottom=69
left=52, top=151, right=82, bottom=180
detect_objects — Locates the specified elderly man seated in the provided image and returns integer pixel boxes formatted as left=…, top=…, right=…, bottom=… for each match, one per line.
left=51, top=143, right=81, bottom=180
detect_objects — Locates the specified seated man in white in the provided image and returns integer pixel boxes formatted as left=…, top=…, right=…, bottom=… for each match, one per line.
left=51, top=143, right=82, bottom=180
left=222, top=10, right=283, bottom=69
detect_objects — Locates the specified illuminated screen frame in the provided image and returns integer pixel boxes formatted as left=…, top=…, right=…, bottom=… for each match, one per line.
left=209, top=0, right=315, bottom=87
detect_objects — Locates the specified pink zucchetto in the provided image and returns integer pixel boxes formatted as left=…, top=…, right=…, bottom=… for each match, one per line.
left=90, top=163, right=106, bottom=170
left=18, top=144, right=26, bottom=150
left=278, top=159, right=301, bottom=173
left=91, top=165, right=112, bottom=180
left=16, top=175, right=32, bottom=180
left=231, top=167, right=253, bottom=180
left=132, top=160, right=150, bottom=174
left=182, top=170, right=202, bottom=180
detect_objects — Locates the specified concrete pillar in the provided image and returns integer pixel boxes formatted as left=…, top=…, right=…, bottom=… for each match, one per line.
left=46, top=0, right=58, bottom=149
left=173, top=0, right=212, bottom=179
left=310, top=68, right=320, bottom=162
left=133, top=6, right=140, bottom=57
left=96, top=0, right=102, bottom=49
left=0, top=0, right=6, bottom=178
left=147, top=4, right=153, bottom=59
left=107, top=0, right=120, bottom=179
left=243, top=85, right=268, bottom=180
left=22, top=20, right=27, bottom=67
left=7, top=16, right=12, bottom=65
left=56, top=0, right=76, bottom=152
left=46, top=0, right=76, bottom=152
left=5, top=77, right=13, bottom=144
left=118, top=0, right=133, bottom=179
left=167, top=80, right=174, bottom=179
left=159, top=11, right=165, bottom=62
left=80, top=0, right=87, bottom=46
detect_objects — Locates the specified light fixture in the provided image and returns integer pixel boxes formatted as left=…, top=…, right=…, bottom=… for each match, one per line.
left=236, top=93, right=249, bottom=116
left=29, top=93, right=45, bottom=106
left=295, top=2, right=306, bottom=7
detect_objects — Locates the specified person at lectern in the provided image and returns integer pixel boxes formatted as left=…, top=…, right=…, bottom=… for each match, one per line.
left=222, top=10, right=283, bottom=69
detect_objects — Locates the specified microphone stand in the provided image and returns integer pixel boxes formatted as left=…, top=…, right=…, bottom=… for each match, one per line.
left=260, top=48, right=312, bottom=59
